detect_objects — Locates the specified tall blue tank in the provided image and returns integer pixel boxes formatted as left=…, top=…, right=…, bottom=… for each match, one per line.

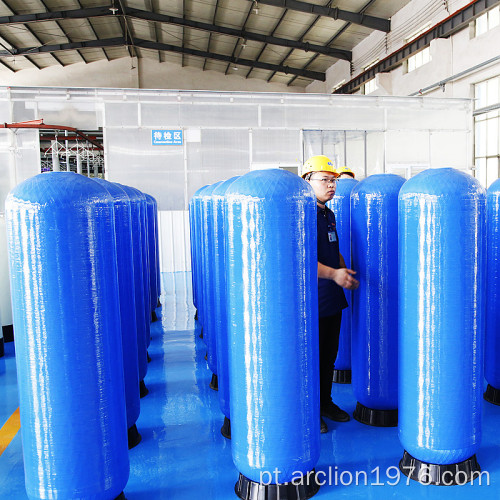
left=200, top=182, right=222, bottom=384
left=351, top=173, right=405, bottom=427
left=127, top=187, right=152, bottom=350
left=212, top=176, right=240, bottom=438
left=5, top=172, right=129, bottom=499
left=486, top=179, right=500, bottom=405
left=145, top=194, right=158, bottom=320
left=226, top=170, right=320, bottom=494
left=115, top=184, right=149, bottom=396
left=152, top=196, right=161, bottom=306
left=93, top=178, right=141, bottom=447
left=192, top=185, right=211, bottom=331
left=327, top=177, right=358, bottom=384
left=189, top=190, right=201, bottom=314
left=398, top=168, right=485, bottom=484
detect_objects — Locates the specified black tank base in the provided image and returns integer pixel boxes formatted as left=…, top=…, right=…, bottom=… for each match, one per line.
left=152, top=310, right=158, bottom=322
left=194, top=309, right=198, bottom=321
left=221, top=417, right=231, bottom=439
left=147, top=351, right=152, bottom=363
left=210, top=374, right=218, bottom=391
left=199, top=329, right=203, bottom=339
left=399, top=451, right=481, bottom=486
left=0, top=337, right=4, bottom=357
left=115, top=493, right=126, bottom=500
left=332, top=369, right=351, bottom=384
left=157, top=298, right=161, bottom=308
left=235, top=470, right=319, bottom=500
left=353, top=402, right=398, bottom=427
left=140, top=380, right=149, bottom=398
left=127, top=424, right=142, bottom=449
left=2, top=325, right=13, bottom=343
left=484, top=384, right=500, bottom=406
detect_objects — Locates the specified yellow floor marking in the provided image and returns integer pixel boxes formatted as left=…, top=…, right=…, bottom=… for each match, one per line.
left=0, top=408, right=21, bottom=457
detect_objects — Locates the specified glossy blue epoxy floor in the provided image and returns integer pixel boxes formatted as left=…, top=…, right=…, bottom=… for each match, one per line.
left=1, top=272, right=500, bottom=499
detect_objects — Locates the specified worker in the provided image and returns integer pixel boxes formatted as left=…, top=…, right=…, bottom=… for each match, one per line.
left=302, top=155, right=359, bottom=434
left=336, top=166, right=355, bottom=179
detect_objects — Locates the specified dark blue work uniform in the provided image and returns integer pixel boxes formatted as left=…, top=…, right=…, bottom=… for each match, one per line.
left=317, top=205, right=347, bottom=316
left=317, top=204, right=347, bottom=407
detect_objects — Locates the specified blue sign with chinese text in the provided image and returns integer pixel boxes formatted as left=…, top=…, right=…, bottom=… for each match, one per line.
left=152, top=130, right=183, bottom=145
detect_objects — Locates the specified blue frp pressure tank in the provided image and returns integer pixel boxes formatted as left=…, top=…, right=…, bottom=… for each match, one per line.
left=200, top=182, right=222, bottom=375
left=116, top=184, right=148, bottom=383
left=189, top=187, right=204, bottom=312
left=486, top=179, right=500, bottom=392
left=226, top=169, right=320, bottom=484
left=5, top=172, right=129, bottom=500
left=327, top=177, right=358, bottom=374
left=212, top=176, right=240, bottom=420
left=399, top=167, right=485, bottom=465
left=351, top=174, right=405, bottom=411
left=193, top=185, right=211, bottom=331
left=128, top=187, right=151, bottom=349
left=94, top=178, right=140, bottom=430
left=145, top=194, right=158, bottom=314
left=152, top=196, right=161, bottom=301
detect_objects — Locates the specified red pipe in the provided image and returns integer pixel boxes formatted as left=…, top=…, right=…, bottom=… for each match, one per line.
left=0, top=119, right=103, bottom=151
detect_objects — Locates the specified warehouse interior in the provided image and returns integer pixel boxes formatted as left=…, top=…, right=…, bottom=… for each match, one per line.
left=1, top=0, right=500, bottom=499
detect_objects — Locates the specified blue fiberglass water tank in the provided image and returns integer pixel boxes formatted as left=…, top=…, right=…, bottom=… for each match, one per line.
left=5, top=172, right=129, bottom=499
left=327, top=177, right=358, bottom=384
left=226, top=169, right=320, bottom=498
left=145, top=193, right=159, bottom=321
left=116, top=183, right=149, bottom=398
left=200, top=182, right=222, bottom=388
left=351, top=173, right=405, bottom=427
left=212, top=176, right=240, bottom=439
left=128, top=187, right=152, bottom=350
left=93, top=178, right=141, bottom=449
left=485, top=179, right=500, bottom=405
left=189, top=187, right=205, bottom=319
left=153, top=195, right=161, bottom=307
left=398, top=167, right=485, bottom=485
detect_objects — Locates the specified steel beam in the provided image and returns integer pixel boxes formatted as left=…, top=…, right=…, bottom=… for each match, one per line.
left=335, top=0, right=500, bottom=93
left=0, top=5, right=351, bottom=60
left=0, top=36, right=326, bottom=80
left=248, top=0, right=390, bottom=32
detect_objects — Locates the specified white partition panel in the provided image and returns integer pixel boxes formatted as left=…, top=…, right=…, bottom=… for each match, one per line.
left=0, top=87, right=474, bottom=272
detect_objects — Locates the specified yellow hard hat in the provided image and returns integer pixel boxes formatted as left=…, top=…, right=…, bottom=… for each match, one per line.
left=336, top=166, right=355, bottom=178
left=302, top=155, right=337, bottom=178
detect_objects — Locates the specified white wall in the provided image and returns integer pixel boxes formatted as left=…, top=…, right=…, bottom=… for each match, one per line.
left=306, top=0, right=500, bottom=99
left=0, top=56, right=305, bottom=93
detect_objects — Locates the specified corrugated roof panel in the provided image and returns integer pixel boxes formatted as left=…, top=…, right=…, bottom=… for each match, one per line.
left=26, top=52, right=60, bottom=68
left=188, top=0, right=216, bottom=24
left=2, top=57, right=32, bottom=71
left=0, top=25, right=41, bottom=49
left=182, top=54, right=204, bottom=69
left=59, top=19, right=97, bottom=41
left=158, top=24, right=184, bottom=46
left=157, top=0, right=184, bottom=17
left=163, top=52, right=183, bottom=66
left=90, top=16, right=124, bottom=38
left=130, top=18, right=156, bottom=40
left=78, top=47, right=107, bottom=63
left=216, top=0, right=253, bottom=28
left=103, top=46, right=130, bottom=60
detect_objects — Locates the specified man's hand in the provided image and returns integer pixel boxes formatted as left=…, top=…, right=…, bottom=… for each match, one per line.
left=332, top=268, right=359, bottom=290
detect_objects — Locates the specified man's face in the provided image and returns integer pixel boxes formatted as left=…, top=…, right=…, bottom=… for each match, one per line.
left=307, top=171, right=337, bottom=204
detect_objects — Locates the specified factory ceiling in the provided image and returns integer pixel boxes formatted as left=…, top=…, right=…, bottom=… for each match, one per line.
left=0, top=0, right=410, bottom=88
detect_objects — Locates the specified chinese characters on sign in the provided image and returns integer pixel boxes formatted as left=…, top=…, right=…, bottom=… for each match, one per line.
left=152, top=130, right=183, bottom=145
